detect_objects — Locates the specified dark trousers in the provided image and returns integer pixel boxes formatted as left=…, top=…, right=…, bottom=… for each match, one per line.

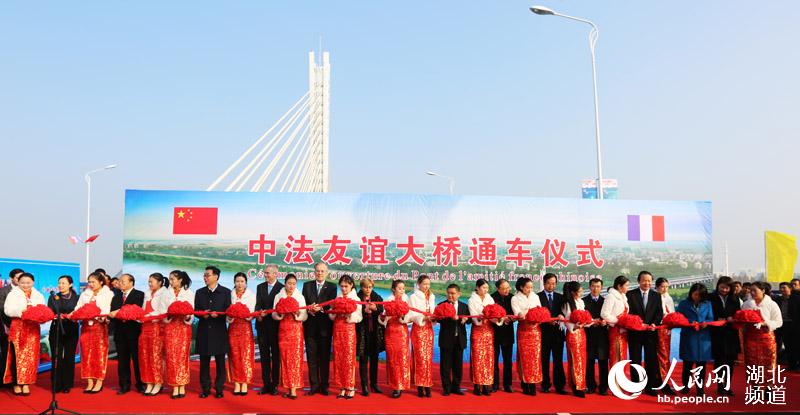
left=713, top=356, right=736, bottom=392
left=440, top=346, right=464, bottom=392
left=199, top=354, right=226, bottom=393
left=257, top=333, right=280, bottom=389
left=305, top=333, right=332, bottom=391
left=49, top=332, right=78, bottom=390
left=776, top=322, right=793, bottom=362
left=358, top=337, right=379, bottom=387
left=0, top=332, right=7, bottom=387
left=493, top=342, right=513, bottom=388
left=791, top=326, right=800, bottom=369
left=540, top=326, right=566, bottom=391
left=115, top=331, right=143, bottom=391
left=628, top=331, right=661, bottom=390
left=682, top=361, right=706, bottom=391
left=586, top=358, right=609, bottom=391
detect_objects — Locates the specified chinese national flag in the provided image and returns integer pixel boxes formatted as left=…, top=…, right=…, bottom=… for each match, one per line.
left=172, top=207, right=218, bottom=235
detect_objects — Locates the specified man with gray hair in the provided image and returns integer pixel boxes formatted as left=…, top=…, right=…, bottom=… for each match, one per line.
left=254, top=264, right=283, bottom=395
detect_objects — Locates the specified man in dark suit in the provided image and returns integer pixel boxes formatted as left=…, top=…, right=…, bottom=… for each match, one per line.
left=709, top=276, right=740, bottom=395
left=302, top=262, right=337, bottom=395
left=538, top=273, right=566, bottom=394
left=438, top=284, right=470, bottom=396
left=109, top=273, right=145, bottom=394
left=583, top=278, right=609, bottom=395
left=491, top=279, right=514, bottom=393
left=0, top=268, right=23, bottom=388
left=194, top=266, right=231, bottom=399
left=789, top=278, right=800, bottom=371
left=626, top=271, right=664, bottom=396
left=254, top=264, right=284, bottom=395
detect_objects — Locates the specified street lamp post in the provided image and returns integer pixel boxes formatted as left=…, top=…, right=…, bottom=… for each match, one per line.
left=85, top=164, right=117, bottom=278
left=531, top=5, right=605, bottom=199
left=426, top=171, right=455, bottom=195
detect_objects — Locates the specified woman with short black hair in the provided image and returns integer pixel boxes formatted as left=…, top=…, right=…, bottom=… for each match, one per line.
left=48, top=275, right=79, bottom=393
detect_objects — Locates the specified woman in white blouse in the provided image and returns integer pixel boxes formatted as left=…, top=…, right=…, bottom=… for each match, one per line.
left=272, top=274, right=308, bottom=399
left=74, top=272, right=114, bottom=394
left=655, top=277, right=675, bottom=382
left=162, top=270, right=194, bottom=399
left=228, top=272, right=257, bottom=396
left=140, top=273, right=169, bottom=396
left=3, top=272, right=45, bottom=396
left=408, top=275, right=436, bottom=398
left=741, top=281, right=783, bottom=368
left=600, top=275, right=630, bottom=367
left=379, top=280, right=411, bottom=398
left=468, top=278, right=502, bottom=396
left=510, top=277, right=542, bottom=395
left=561, top=281, right=590, bottom=398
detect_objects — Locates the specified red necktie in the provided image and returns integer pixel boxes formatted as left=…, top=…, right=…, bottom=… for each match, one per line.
left=122, top=292, right=128, bottom=303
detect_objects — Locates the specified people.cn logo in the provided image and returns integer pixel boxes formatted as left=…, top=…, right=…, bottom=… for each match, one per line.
left=608, top=360, right=648, bottom=400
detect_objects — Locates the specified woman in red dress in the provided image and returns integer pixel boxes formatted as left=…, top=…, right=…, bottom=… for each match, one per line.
left=655, top=277, right=675, bottom=382
left=162, top=270, right=194, bottom=399
left=510, top=277, right=542, bottom=395
left=408, top=275, right=436, bottom=398
left=379, top=279, right=411, bottom=399
left=330, top=275, right=362, bottom=399
left=272, top=273, right=307, bottom=399
left=74, top=272, right=114, bottom=394
left=228, top=272, right=257, bottom=396
left=140, top=273, right=168, bottom=396
left=468, top=278, right=500, bottom=396
left=741, top=281, right=783, bottom=369
left=562, top=281, right=589, bottom=398
left=3, top=272, right=46, bottom=396
left=600, top=275, right=630, bottom=367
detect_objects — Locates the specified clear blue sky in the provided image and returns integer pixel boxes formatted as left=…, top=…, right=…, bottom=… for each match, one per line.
left=1, top=0, right=798, bottom=276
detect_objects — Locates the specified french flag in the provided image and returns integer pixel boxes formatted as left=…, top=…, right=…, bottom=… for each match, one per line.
left=627, top=215, right=665, bottom=242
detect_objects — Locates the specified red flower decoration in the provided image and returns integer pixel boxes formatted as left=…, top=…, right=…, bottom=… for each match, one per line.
left=330, top=297, right=357, bottom=315
left=167, top=301, right=195, bottom=317
left=482, top=303, right=506, bottom=320
left=384, top=299, right=410, bottom=317
left=734, top=309, right=763, bottom=323
left=616, top=313, right=644, bottom=330
left=21, top=304, right=55, bottom=324
left=525, top=306, right=552, bottom=323
left=662, top=312, right=691, bottom=328
left=275, top=297, right=300, bottom=314
left=433, top=302, right=456, bottom=320
left=70, top=302, right=101, bottom=321
left=115, top=304, right=145, bottom=321
left=225, top=302, right=251, bottom=319
left=569, top=309, right=593, bottom=325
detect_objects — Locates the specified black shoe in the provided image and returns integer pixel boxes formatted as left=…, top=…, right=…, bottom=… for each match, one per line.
left=575, top=390, right=586, bottom=398
left=320, top=388, right=329, bottom=396
left=540, top=386, right=551, bottom=393
left=453, top=388, right=464, bottom=396
left=586, top=386, right=596, bottom=395
left=306, top=387, right=319, bottom=396
left=482, top=385, right=491, bottom=396
left=62, top=388, right=71, bottom=394
left=361, top=385, right=370, bottom=397
left=442, top=390, right=450, bottom=396
left=555, top=389, right=568, bottom=395
left=88, top=386, right=103, bottom=394
left=259, top=388, right=271, bottom=395
left=199, top=391, right=210, bottom=398
left=529, top=385, right=537, bottom=396
left=270, top=386, right=279, bottom=395
left=491, top=384, right=499, bottom=392
left=425, top=387, right=431, bottom=398
left=474, top=385, right=482, bottom=396
left=391, top=390, right=401, bottom=398
left=597, top=387, right=607, bottom=396
left=503, top=385, right=513, bottom=393
left=215, top=391, right=224, bottom=399
left=116, top=388, right=129, bottom=396
left=370, top=384, right=382, bottom=393
left=418, top=386, right=424, bottom=397
left=521, top=383, right=529, bottom=394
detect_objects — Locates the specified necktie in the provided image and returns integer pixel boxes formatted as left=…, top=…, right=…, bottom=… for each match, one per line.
left=547, top=292, right=553, bottom=308
left=122, top=292, right=128, bottom=303
left=317, top=283, right=323, bottom=295
left=642, top=291, right=648, bottom=308
left=453, top=302, right=459, bottom=337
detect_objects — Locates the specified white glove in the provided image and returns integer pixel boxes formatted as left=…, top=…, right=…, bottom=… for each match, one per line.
left=754, top=322, right=763, bottom=330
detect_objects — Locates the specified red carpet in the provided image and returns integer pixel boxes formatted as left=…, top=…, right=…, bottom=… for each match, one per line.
left=2, top=360, right=798, bottom=414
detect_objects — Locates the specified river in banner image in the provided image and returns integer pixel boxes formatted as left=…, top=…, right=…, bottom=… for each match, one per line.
left=124, top=259, right=682, bottom=363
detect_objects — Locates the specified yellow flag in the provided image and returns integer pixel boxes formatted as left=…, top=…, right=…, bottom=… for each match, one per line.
left=765, top=230, right=798, bottom=282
